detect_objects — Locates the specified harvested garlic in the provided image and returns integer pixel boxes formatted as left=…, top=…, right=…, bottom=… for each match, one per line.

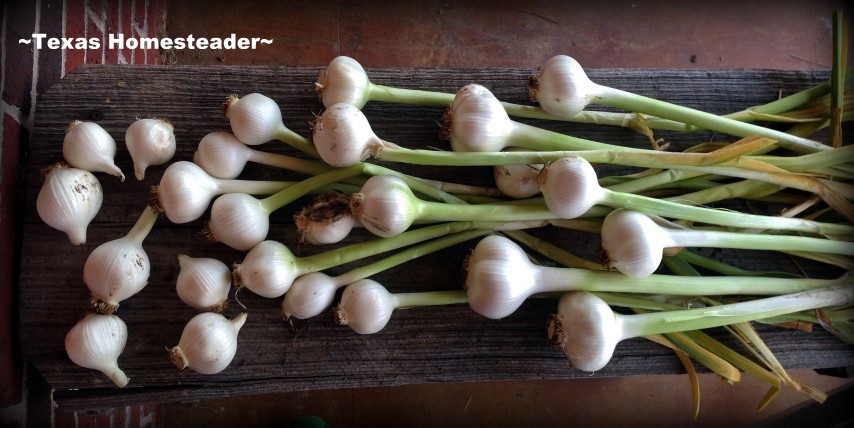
left=65, top=313, right=129, bottom=387
left=63, top=120, right=125, bottom=181
left=294, top=192, right=358, bottom=245
left=37, top=163, right=103, bottom=245
left=176, top=255, right=231, bottom=312
left=125, top=118, right=176, bottom=180
left=169, top=312, right=247, bottom=375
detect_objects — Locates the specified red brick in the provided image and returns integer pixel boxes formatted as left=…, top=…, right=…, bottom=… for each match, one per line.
left=2, top=1, right=36, bottom=113
left=0, top=114, right=25, bottom=406
left=37, top=0, right=65, bottom=95
left=65, top=0, right=87, bottom=73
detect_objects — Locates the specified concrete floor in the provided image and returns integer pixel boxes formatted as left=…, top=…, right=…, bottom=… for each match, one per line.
left=158, top=1, right=854, bottom=427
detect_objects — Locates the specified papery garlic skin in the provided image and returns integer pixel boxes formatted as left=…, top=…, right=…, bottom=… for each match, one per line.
left=233, top=240, right=301, bottom=298
left=464, top=235, right=538, bottom=319
left=281, top=272, right=341, bottom=320
left=294, top=192, right=357, bottom=245
left=63, top=120, right=125, bottom=181
left=125, top=118, right=176, bottom=180
left=538, top=156, right=605, bottom=219
left=65, top=313, right=129, bottom=387
left=207, top=193, right=269, bottom=251
left=349, top=175, right=418, bottom=238
left=316, top=56, right=371, bottom=108
left=193, top=131, right=253, bottom=179
left=223, top=93, right=284, bottom=146
left=157, top=161, right=220, bottom=223
left=494, top=163, right=542, bottom=198
left=442, top=84, right=515, bottom=152
left=334, top=279, right=396, bottom=334
left=529, top=55, right=598, bottom=119
left=547, top=291, right=621, bottom=372
left=311, top=103, right=380, bottom=167
left=176, top=255, right=231, bottom=312
left=169, top=312, right=247, bottom=375
left=37, top=163, right=103, bottom=245
left=600, top=209, right=674, bottom=278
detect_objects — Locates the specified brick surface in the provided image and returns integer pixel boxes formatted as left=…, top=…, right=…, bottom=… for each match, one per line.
left=85, top=10, right=103, bottom=64
left=64, top=0, right=87, bottom=73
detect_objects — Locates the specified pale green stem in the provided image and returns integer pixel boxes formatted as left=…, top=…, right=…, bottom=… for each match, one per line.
left=393, top=290, right=469, bottom=309
left=662, top=229, right=854, bottom=256
left=275, top=126, right=319, bottom=157
left=259, top=165, right=364, bottom=213
left=127, top=205, right=160, bottom=244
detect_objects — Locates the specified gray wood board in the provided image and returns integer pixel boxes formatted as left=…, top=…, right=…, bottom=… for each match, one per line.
left=19, top=65, right=852, bottom=411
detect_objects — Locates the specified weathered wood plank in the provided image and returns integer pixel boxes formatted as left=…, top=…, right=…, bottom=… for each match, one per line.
left=20, top=65, right=852, bottom=411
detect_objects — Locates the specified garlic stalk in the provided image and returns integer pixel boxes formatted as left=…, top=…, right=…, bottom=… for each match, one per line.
left=334, top=279, right=467, bottom=334
left=600, top=209, right=854, bottom=278
left=169, top=312, right=247, bottom=375
left=537, top=156, right=854, bottom=236
left=465, top=235, right=849, bottom=319
left=193, top=131, right=331, bottom=179
left=125, top=118, right=176, bottom=180
left=529, top=55, right=828, bottom=154
left=206, top=165, right=365, bottom=250
left=65, top=313, right=129, bottom=387
left=155, top=161, right=293, bottom=224
left=294, top=192, right=361, bottom=245
left=234, top=221, right=503, bottom=298
left=63, top=120, right=125, bottom=181
left=547, top=284, right=854, bottom=372
left=222, top=93, right=317, bottom=156
left=350, top=175, right=557, bottom=238
left=176, top=255, right=231, bottom=312
left=282, top=229, right=488, bottom=319
left=84, top=204, right=159, bottom=314
left=37, top=163, right=103, bottom=245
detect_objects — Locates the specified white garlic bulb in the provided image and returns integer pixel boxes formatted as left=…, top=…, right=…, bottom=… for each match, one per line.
left=223, top=93, right=285, bottom=146
left=494, top=162, right=542, bottom=198
left=193, top=131, right=254, bottom=179
left=65, top=313, right=129, bottom=387
left=84, top=205, right=159, bottom=314
left=233, top=240, right=303, bottom=298
left=169, top=312, right=247, bottom=375
left=206, top=193, right=270, bottom=251
left=311, top=103, right=385, bottom=167
left=37, top=163, right=103, bottom=245
left=125, top=118, right=176, bottom=180
left=316, top=56, right=372, bottom=108
left=528, top=55, right=598, bottom=119
left=442, top=84, right=515, bottom=152
left=294, top=192, right=358, bottom=245
left=63, top=120, right=125, bottom=181
left=281, top=272, right=342, bottom=320
left=547, top=291, right=621, bottom=372
left=349, top=175, right=418, bottom=238
left=334, top=279, right=397, bottom=334
left=538, top=156, right=606, bottom=219
left=176, top=255, right=231, bottom=312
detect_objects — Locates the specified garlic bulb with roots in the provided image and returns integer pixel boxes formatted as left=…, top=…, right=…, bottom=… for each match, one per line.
left=547, top=285, right=854, bottom=372
left=169, top=312, right=247, bottom=375
left=464, top=235, right=847, bottom=319
left=176, top=255, right=231, bottom=312
left=311, top=103, right=399, bottom=167
left=37, top=163, right=103, bottom=245
left=600, top=209, right=854, bottom=278
left=65, top=313, right=129, bottom=387
left=155, top=161, right=290, bottom=224
left=125, top=118, right=176, bottom=180
left=528, top=54, right=827, bottom=154
left=63, top=120, right=125, bottom=181
left=494, top=161, right=543, bottom=198
left=334, top=279, right=467, bottom=334
left=84, top=205, right=159, bottom=314
left=316, top=55, right=372, bottom=108
left=294, top=192, right=359, bottom=245
left=222, top=93, right=313, bottom=155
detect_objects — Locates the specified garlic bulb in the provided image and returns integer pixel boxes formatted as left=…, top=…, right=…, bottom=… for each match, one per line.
left=537, top=156, right=606, bottom=219
left=176, top=255, right=231, bottom=312
left=349, top=175, right=419, bottom=238
left=84, top=205, right=159, bottom=314
left=281, top=272, right=343, bottom=320
left=316, top=56, right=371, bottom=108
left=169, top=312, right=247, bottom=375
left=494, top=162, right=542, bottom=198
left=334, top=279, right=397, bottom=334
left=63, top=120, right=125, bottom=181
left=294, top=192, right=358, bottom=245
left=156, top=161, right=288, bottom=224
left=193, top=131, right=255, bottom=179
left=547, top=291, right=620, bottom=372
left=223, top=93, right=286, bottom=146
left=233, top=240, right=303, bottom=298
left=65, top=313, right=129, bottom=387
left=528, top=55, right=597, bottom=119
left=465, top=235, right=543, bottom=319
left=206, top=193, right=270, bottom=251
left=37, top=163, right=103, bottom=245
left=441, top=84, right=515, bottom=152
left=311, top=103, right=387, bottom=167
left=125, top=118, right=176, bottom=180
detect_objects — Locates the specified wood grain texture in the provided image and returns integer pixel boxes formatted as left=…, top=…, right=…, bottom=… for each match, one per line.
left=20, top=65, right=852, bottom=411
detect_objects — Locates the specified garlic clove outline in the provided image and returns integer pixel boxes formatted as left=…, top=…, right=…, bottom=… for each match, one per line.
left=316, top=56, right=372, bottom=108
left=125, top=118, right=176, bottom=180
left=65, top=312, right=129, bottom=387
left=63, top=120, right=125, bottom=181
left=169, top=312, right=247, bottom=375
left=176, top=255, right=231, bottom=312
left=37, top=163, right=103, bottom=245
